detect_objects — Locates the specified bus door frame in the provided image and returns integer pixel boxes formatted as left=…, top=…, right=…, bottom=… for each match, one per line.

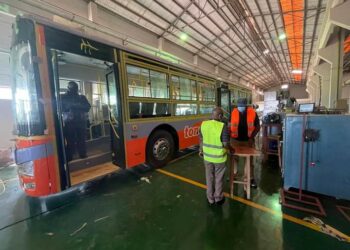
left=48, top=49, right=71, bottom=188
left=105, top=62, right=126, bottom=168
left=218, top=84, right=232, bottom=116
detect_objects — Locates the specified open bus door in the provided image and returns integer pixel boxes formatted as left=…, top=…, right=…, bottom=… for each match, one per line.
left=105, top=67, right=126, bottom=168
left=49, top=49, right=125, bottom=188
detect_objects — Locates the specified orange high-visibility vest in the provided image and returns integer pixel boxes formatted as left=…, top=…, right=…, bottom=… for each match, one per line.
left=230, top=107, right=256, bottom=138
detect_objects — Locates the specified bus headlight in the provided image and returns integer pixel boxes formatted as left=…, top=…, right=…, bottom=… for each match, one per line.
left=18, top=161, right=34, bottom=177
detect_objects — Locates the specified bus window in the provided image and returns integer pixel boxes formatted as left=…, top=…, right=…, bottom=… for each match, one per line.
left=150, top=70, right=168, bottom=98
left=127, top=65, right=168, bottom=98
left=174, top=103, right=197, bottom=115
left=200, top=104, right=216, bottom=114
left=198, top=82, right=215, bottom=102
left=129, top=102, right=170, bottom=118
left=171, top=76, right=197, bottom=100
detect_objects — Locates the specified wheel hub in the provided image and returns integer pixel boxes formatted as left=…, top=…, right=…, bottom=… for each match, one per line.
left=153, top=138, right=170, bottom=161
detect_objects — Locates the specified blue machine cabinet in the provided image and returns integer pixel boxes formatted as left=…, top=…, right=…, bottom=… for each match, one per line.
left=283, top=114, right=350, bottom=200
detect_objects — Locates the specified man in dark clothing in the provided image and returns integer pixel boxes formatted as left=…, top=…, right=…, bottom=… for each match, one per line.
left=61, top=81, right=91, bottom=161
left=230, top=98, right=260, bottom=188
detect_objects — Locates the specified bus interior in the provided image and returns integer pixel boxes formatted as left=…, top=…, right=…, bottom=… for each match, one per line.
left=53, top=50, right=120, bottom=186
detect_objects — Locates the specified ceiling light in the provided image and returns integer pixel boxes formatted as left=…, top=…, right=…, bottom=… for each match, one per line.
left=180, top=33, right=188, bottom=41
left=292, top=69, right=303, bottom=74
left=278, top=33, right=286, bottom=40
left=281, top=84, right=289, bottom=89
left=263, top=49, right=269, bottom=54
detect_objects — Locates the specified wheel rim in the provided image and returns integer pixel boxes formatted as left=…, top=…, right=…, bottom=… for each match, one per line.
left=152, top=138, right=170, bottom=161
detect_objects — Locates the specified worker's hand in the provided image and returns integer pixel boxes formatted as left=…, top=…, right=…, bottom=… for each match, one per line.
left=198, top=150, right=203, bottom=158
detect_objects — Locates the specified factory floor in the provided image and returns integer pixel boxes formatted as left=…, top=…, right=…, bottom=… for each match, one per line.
left=0, top=154, right=349, bottom=250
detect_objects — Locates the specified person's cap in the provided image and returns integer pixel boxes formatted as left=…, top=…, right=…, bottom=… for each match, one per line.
left=237, top=98, right=247, bottom=107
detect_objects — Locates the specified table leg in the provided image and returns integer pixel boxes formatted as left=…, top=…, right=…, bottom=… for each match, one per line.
left=230, top=156, right=234, bottom=197
left=246, top=156, right=251, bottom=199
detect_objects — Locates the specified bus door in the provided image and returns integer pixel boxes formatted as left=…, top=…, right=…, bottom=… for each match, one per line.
left=219, top=87, right=231, bottom=121
left=50, top=49, right=124, bottom=187
left=105, top=67, right=126, bottom=168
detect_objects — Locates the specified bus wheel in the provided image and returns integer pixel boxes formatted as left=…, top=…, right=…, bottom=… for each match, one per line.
left=146, top=130, right=175, bottom=168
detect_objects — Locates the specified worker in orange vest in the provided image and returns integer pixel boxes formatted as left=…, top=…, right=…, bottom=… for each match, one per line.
left=230, top=98, right=260, bottom=188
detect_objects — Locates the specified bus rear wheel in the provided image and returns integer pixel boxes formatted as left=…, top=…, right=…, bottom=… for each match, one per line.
left=146, top=130, right=175, bottom=168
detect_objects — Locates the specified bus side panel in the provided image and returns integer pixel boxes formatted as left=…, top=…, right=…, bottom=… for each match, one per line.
left=125, top=138, right=147, bottom=167
left=16, top=138, right=58, bottom=196
left=20, top=158, right=50, bottom=196
left=177, top=121, right=202, bottom=150
left=124, top=118, right=205, bottom=168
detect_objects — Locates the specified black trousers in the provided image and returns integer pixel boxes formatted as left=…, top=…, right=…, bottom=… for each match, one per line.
left=64, top=122, right=87, bottom=161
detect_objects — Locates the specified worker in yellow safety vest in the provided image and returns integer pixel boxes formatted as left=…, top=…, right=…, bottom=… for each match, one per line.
left=230, top=98, right=260, bottom=188
left=199, top=107, right=234, bottom=206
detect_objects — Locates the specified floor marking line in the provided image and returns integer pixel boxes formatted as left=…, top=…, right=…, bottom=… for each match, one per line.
left=156, top=169, right=350, bottom=242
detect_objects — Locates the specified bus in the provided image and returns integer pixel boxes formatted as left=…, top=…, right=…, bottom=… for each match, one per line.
left=11, top=16, right=252, bottom=197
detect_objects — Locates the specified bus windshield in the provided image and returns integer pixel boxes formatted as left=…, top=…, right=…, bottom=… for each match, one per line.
left=11, top=41, right=45, bottom=136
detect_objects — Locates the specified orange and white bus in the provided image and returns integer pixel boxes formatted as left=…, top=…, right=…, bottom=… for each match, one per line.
left=11, top=16, right=252, bottom=197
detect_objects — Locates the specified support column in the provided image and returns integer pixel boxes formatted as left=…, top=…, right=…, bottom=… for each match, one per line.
left=87, top=1, right=98, bottom=22
left=314, top=63, right=331, bottom=108
left=228, top=72, right=233, bottom=80
left=318, top=30, right=344, bottom=108
left=158, top=37, right=164, bottom=51
left=310, top=75, right=320, bottom=104
left=215, top=65, right=219, bottom=75
left=193, top=54, right=198, bottom=66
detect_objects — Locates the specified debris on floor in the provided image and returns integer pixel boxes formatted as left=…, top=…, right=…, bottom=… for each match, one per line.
left=303, top=216, right=350, bottom=242
left=70, top=222, right=87, bottom=236
left=176, top=194, right=181, bottom=198
left=0, top=148, right=14, bottom=167
left=94, top=216, right=109, bottom=223
left=45, top=232, right=54, bottom=236
left=140, top=177, right=151, bottom=184
left=103, top=193, right=116, bottom=196
left=0, top=178, right=5, bottom=196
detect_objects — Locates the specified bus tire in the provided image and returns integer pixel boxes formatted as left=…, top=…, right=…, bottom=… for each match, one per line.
left=146, top=130, right=175, bottom=168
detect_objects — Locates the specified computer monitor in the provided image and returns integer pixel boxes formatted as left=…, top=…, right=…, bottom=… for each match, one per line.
left=298, top=103, right=315, bottom=113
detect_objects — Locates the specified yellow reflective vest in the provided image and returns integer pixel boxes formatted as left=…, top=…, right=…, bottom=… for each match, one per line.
left=201, top=120, right=227, bottom=163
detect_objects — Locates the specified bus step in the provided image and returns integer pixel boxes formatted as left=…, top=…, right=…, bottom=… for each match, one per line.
left=68, top=152, right=112, bottom=172
left=70, top=162, right=119, bottom=186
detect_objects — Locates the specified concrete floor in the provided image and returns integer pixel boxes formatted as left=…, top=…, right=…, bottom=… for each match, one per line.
left=0, top=155, right=349, bottom=250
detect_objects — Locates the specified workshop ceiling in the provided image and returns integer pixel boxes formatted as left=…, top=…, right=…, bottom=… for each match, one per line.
left=95, top=0, right=326, bottom=89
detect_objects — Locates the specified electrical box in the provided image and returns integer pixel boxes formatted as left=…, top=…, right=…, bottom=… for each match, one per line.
left=283, top=114, right=350, bottom=200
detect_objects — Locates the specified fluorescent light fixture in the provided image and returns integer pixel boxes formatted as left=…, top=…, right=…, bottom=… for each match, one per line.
left=263, top=49, right=269, bottom=54
left=292, top=69, right=303, bottom=74
left=278, top=33, right=286, bottom=40
left=180, top=33, right=188, bottom=41
left=281, top=84, right=289, bottom=89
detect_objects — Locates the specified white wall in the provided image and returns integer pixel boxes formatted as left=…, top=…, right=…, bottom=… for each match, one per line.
left=0, top=100, right=14, bottom=148
left=0, top=13, right=14, bottom=149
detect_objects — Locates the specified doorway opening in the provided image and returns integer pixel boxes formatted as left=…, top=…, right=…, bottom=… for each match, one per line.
left=52, top=50, right=122, bottom=185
